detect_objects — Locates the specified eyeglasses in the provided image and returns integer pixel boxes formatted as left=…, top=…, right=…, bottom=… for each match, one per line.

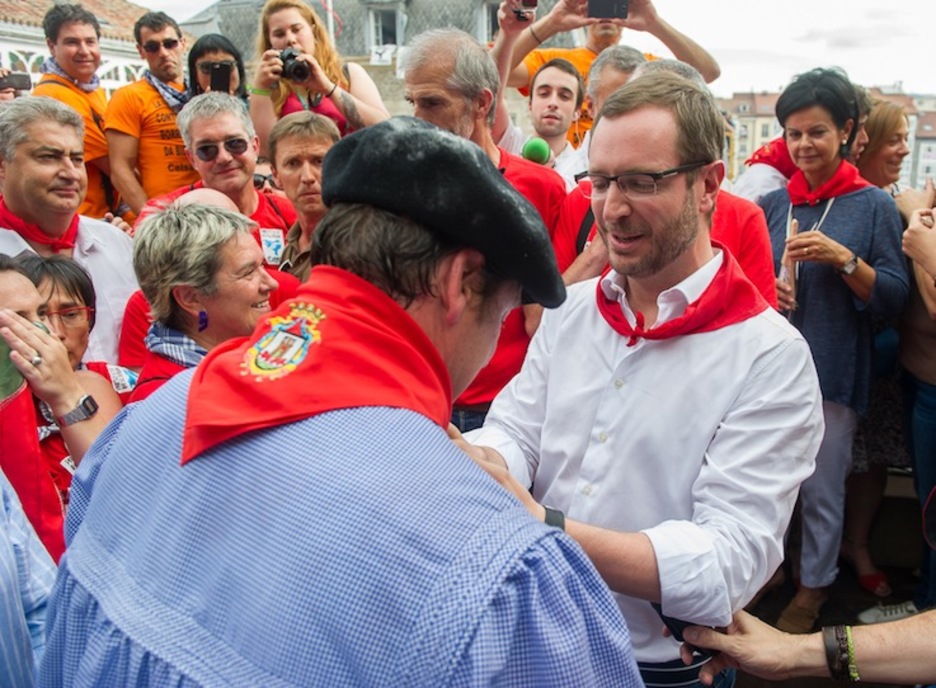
left=252, top=173, right=280, bottom=190
left=46, top=306, right=94, bottom=329
left=195, top=138, right=250, bottom=162
left=141, top=38, right=180, bottom=54
left=196, top=60, right=237, bottom=75
left=576, top=162, right=711, bottom=199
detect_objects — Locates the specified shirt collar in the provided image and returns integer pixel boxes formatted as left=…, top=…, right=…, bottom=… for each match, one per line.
left=599, top=248, right=724, bottom=329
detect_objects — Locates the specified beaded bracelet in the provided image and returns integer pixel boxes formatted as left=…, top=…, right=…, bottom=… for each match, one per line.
left=821, top=625, right=850, bottom=681
left=845, top=625, right=861, bottom=682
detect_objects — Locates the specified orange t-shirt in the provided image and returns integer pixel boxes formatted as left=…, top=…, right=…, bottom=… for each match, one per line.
left=32, top=74, right=115, bottom=219
left=104, top=79, right=198, bottom=200
left=521, top=47, right=655, bottom=148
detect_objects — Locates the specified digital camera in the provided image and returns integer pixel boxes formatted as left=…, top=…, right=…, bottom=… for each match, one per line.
left=279, top=48, right=311, bottom=82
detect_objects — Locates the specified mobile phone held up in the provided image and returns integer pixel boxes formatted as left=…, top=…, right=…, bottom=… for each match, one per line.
left=0, top=72, right=32, bottom=92
left=210, top=62, right=232, bottom=94
left=515, top=0, right=537, bottom=21
left=587, top=0, right=628, bottom=18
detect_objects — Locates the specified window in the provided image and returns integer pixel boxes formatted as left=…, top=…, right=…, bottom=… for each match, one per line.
left=369, top=8, right=398, bottom=47
left=761, top=123, right=770, bottom=138
left=477, top=1, right=500, bottom=44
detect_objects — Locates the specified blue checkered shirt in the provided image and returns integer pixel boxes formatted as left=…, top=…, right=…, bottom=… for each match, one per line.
left=40, top=371, right=643, bottom=687
left=0, top=469, right=56, bottom=688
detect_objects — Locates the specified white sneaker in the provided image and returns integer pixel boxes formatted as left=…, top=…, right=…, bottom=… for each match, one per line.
left=857, top=600, right=919, bottom=624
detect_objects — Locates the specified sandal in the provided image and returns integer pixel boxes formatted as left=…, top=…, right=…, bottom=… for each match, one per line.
left=840, top=538, right=892, bottom=597
left=857, top=571, right=892, bottom=598
left=775, top=595, right=826, bottom=634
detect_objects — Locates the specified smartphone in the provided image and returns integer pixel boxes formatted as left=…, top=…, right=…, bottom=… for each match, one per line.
left=520, top=0, right=538, bottom=6
left=587, top=0, right=628, bottom=18
left=0, top=72, right=31, bottom=91
left=209, top=62, right=233, bottom=94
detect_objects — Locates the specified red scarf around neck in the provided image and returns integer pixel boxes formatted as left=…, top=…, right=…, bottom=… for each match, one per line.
left=786, top=159, right=871, bottom=207
left=0, top=198, right=79, bottom=252
left=745, top=137, right=798, bottom=180
left=182, top=266, right=453, bottom=463
left=596, top=242, right=769, bottom=346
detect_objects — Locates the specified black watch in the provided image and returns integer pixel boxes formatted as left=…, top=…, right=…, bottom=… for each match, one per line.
left=838, top=252, right=859, bottom=276
left=55, top=394, right=99, bottom=427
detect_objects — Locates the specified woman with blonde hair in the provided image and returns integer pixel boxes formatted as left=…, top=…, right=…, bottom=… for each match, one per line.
left=248, top=0, right=388, bottom=151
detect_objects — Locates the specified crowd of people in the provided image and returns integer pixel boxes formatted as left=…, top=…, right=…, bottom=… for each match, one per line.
left=1, top=0, right=935, bottom=685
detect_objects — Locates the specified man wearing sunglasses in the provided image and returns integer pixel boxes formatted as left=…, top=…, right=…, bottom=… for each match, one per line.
left=105, top=11, right=198, bottom=218
left=137, top=92, right=297, bottom=269
left=456, top=72, right=824, bottom=688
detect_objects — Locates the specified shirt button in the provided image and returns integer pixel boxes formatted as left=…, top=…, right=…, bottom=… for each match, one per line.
left=614, top=379, right=624, bottom=389
left=598, top=432, right=608, bottom=443
left=582, top=484, right=592, bottom=496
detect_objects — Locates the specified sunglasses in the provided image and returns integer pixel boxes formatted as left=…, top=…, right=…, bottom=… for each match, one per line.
left=253, top=173, right=280, bottom=190
left=141, top=37, right=180, bottom=53
left=196, top=60, right=237, bottom=75
left=195, top=138, right=250, bottom=162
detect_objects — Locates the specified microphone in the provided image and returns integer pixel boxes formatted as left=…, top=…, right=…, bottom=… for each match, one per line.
left=521, top=137, right=551, bottom=165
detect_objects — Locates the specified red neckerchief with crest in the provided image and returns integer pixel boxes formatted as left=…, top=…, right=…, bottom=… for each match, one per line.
left=182, top=266, right=452, bottom=463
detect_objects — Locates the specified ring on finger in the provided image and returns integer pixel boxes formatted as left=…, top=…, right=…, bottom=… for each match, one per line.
left=30, top=354, right=42, bottom=367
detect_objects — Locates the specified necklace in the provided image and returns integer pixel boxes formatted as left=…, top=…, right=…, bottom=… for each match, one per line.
left=305, top=91, right=323, bottom=109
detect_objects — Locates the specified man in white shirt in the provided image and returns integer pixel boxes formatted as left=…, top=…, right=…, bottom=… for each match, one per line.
left=459, top=71, right=824, bottom=688
left=0, top=97, right=136, bottom=364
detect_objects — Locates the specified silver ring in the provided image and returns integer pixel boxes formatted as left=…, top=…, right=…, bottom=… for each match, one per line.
left=30, top=354, right=42, bottom=367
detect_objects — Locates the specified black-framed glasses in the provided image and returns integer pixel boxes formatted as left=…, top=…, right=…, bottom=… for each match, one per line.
left=46, top=306, right=94, bottom=329
left=141, top=37, right=180, bottom=54
left=195, top=138, right=250, bottom=162
left=196, top=60, right=237, bottom=74
left=576, top=161, right=711, bottom=199
left=253, top=173, right=280, bottom=190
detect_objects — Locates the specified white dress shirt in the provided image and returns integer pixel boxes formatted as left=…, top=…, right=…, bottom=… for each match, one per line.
left=469, top=252, right=824, bottom=663
left=0, top=217, right=138, bottom=364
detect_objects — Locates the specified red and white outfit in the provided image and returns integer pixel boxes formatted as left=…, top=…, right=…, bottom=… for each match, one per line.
left=468, top=249, right=824, bottom=664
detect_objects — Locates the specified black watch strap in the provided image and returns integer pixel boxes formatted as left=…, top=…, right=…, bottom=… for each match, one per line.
left=544, top=506, right=565, bottom=531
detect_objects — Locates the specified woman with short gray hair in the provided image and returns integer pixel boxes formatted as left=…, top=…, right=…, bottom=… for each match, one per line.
left=129, top=201, right=278, bottom=401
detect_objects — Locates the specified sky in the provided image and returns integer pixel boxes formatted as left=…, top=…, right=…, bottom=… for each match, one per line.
left=146, top=0, right=936, bottom=99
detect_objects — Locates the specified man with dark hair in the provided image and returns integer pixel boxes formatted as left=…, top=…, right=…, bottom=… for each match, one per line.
left=105, top=11, right=197, bottom=216
left=33, top=4, right=119, bottom=220
left=499, top=57, right=584, bottom=190
left=459, top=72, right=824, bottom=687
left=0, top=96, right=137, bottom=364
left=39, top=117, right=643, bottom=687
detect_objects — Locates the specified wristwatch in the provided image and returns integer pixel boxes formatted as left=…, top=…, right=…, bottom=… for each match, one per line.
left=55, top=394, right=99, bottom=427
left=839, top=252, right=859, bottom=276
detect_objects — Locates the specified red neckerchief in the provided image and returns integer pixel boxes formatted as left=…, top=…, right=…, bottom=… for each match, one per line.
left=745, top=137, right=798, bottom=180
left=787, top=159, right=871, bottom=207
left=596, top=243, right=769, bottom=347
left=0, top=198, right=79, bottom=252
left=182, top=265, right=452, bottom=463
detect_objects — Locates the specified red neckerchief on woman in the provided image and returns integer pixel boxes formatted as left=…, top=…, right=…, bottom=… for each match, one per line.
left=596, top=242, right=769, bottom=347
left=182, top=265, right=452, bottom=463
left=745, top=137, right=798, bottom=180
left=786, top=159, right=871, bottom=207
left=0, top=198, right=79, bottom=252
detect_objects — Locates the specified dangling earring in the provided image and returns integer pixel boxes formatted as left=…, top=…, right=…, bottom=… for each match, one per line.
left=198, top=310, right=209, bottom=332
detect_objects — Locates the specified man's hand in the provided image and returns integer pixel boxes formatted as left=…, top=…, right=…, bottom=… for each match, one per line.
left=103, top=212, right=133, bottom=236
left=621, top=0, right=660, bottom=32
left=542, top=0, right=596, bottom=35
left=680, top=611, right=818, bottom=685
left=447, top=423, right=546, bottom=521
left=500, top=0, right=535, bottom=36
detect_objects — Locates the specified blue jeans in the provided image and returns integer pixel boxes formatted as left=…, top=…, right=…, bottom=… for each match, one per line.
left=901, top=371, right=936, bottom=611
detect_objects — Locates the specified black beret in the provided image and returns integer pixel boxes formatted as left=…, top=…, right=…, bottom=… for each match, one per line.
left=321, top=116, right=566, bottom=309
